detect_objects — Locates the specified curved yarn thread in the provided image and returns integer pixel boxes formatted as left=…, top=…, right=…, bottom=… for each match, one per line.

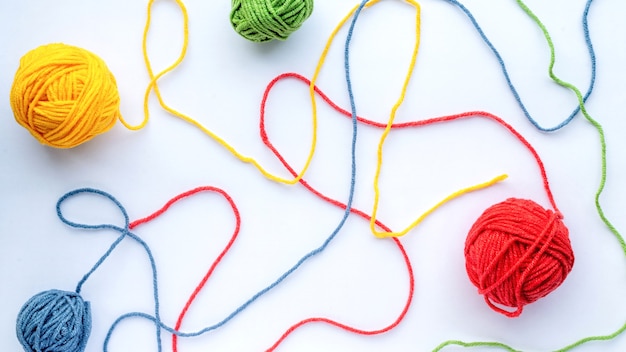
left=131, top=187, right=242, bottom=352
left=230, top=0, right=314, bottom=42
left=512, top=0, right=624, bottom=246
left=439, top=0, right=596, bottom=132
left=10, top=43, right=121, bottom=148
left=56, top=188, right=167, bottom=350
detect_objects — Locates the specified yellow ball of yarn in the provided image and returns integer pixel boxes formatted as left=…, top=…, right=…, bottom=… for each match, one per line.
left=10, top=43, right=121, bottom=148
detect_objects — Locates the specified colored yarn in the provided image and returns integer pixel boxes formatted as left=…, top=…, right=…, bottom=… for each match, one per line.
left=230, top=0, right=314, bottom=42
left=441, top=0, right=596, bottom=131
left=465, top=198, right=574, bottom=318
left=10, top=43, right=121, bottom=148
left=16, top=289, right=91, bottom=352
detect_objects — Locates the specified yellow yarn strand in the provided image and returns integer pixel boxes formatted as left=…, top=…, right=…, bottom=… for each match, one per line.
left=133, top=0, right=317, bottom=185
left=365, top=1, right=507, bottom=238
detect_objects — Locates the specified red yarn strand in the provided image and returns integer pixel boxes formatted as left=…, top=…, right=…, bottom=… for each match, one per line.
left=127, top=186, right=242, bottom=352
left=261, top=72, right=560, bottom=214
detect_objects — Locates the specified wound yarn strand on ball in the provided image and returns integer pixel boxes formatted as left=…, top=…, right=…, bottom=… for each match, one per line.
left=16, top=290, right=92, bottom=352
left=10, top=43, right=122, bottom=148
left=465, top=198, right=573, bottom=317
left=230, top=0, right=314, bottom=42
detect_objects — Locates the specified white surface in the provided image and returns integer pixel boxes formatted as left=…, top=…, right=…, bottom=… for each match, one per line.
left=1, top=0, right=626, bottom=351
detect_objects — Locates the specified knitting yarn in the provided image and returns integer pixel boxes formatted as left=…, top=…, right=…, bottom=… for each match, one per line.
left=10, top=43, right=121, bottom=148
left=16, top=289, right=91, bottom=352
left=464, top=198, right=574, bottom=317
left=230, top=0, right=314, bottom=42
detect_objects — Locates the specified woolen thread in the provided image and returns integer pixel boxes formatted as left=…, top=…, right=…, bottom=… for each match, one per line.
left=16, top=289, right=91, bottom=352
left=230, top=0, right=314, bottom=42
left=10, top=43, right=121, bottom=148
left=464, top=198, right=574, bottom=317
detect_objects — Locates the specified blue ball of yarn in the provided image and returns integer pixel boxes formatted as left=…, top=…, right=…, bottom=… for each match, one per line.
left=16, top=289, right=92, bottom=352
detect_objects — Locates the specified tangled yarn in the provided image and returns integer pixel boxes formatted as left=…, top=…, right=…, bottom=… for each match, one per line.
left=230, top=0, right=314, bottom=42
left=16, top=289, right=91, bottom=352
left=10, top=43, right=121, bottom=148
left=464, top=198, right=574, bottom=317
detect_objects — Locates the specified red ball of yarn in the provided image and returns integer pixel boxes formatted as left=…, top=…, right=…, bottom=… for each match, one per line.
left=464, top=198, right=574, bottom=317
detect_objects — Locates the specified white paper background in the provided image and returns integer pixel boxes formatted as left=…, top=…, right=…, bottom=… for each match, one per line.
left=1, top=0, right=625, bottom=351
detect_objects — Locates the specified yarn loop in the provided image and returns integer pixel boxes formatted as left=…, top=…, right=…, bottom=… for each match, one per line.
left=464, top=198, right=574, bottom=317
left=230, top=0, right=314, bottom=42
left=16, top=289, right=91, bottom=352
left=10, top=43, right=121, bottom=148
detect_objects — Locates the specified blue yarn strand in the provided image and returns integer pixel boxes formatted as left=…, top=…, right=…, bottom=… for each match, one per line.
left=56, top=188, right=164, bottom=351
left=56, top=189, right=131, bottom=294
left=99, top=0, right=368, bottom=349
left=441, top=0, right=596, bottom=132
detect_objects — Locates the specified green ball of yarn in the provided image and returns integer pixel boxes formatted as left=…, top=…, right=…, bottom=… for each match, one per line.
left=230, top=0, right=314, bottom=42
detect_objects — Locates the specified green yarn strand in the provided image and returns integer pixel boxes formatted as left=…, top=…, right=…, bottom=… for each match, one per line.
left=432, top=340, right=522, bottom=352
left=513, top=0, right=626, bottom=254
left=431, top=321, right=626, bottom=352
left=231, top=0, right=314, bottom=42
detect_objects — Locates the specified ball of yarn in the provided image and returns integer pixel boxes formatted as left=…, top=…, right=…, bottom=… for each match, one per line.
left=16, top=289, right=92, bottom=352
left=10, top=43, right=121, bottom=148
left=230, top=0, right=314, bottom=42
left=464, top=198, right=574, bottom=317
